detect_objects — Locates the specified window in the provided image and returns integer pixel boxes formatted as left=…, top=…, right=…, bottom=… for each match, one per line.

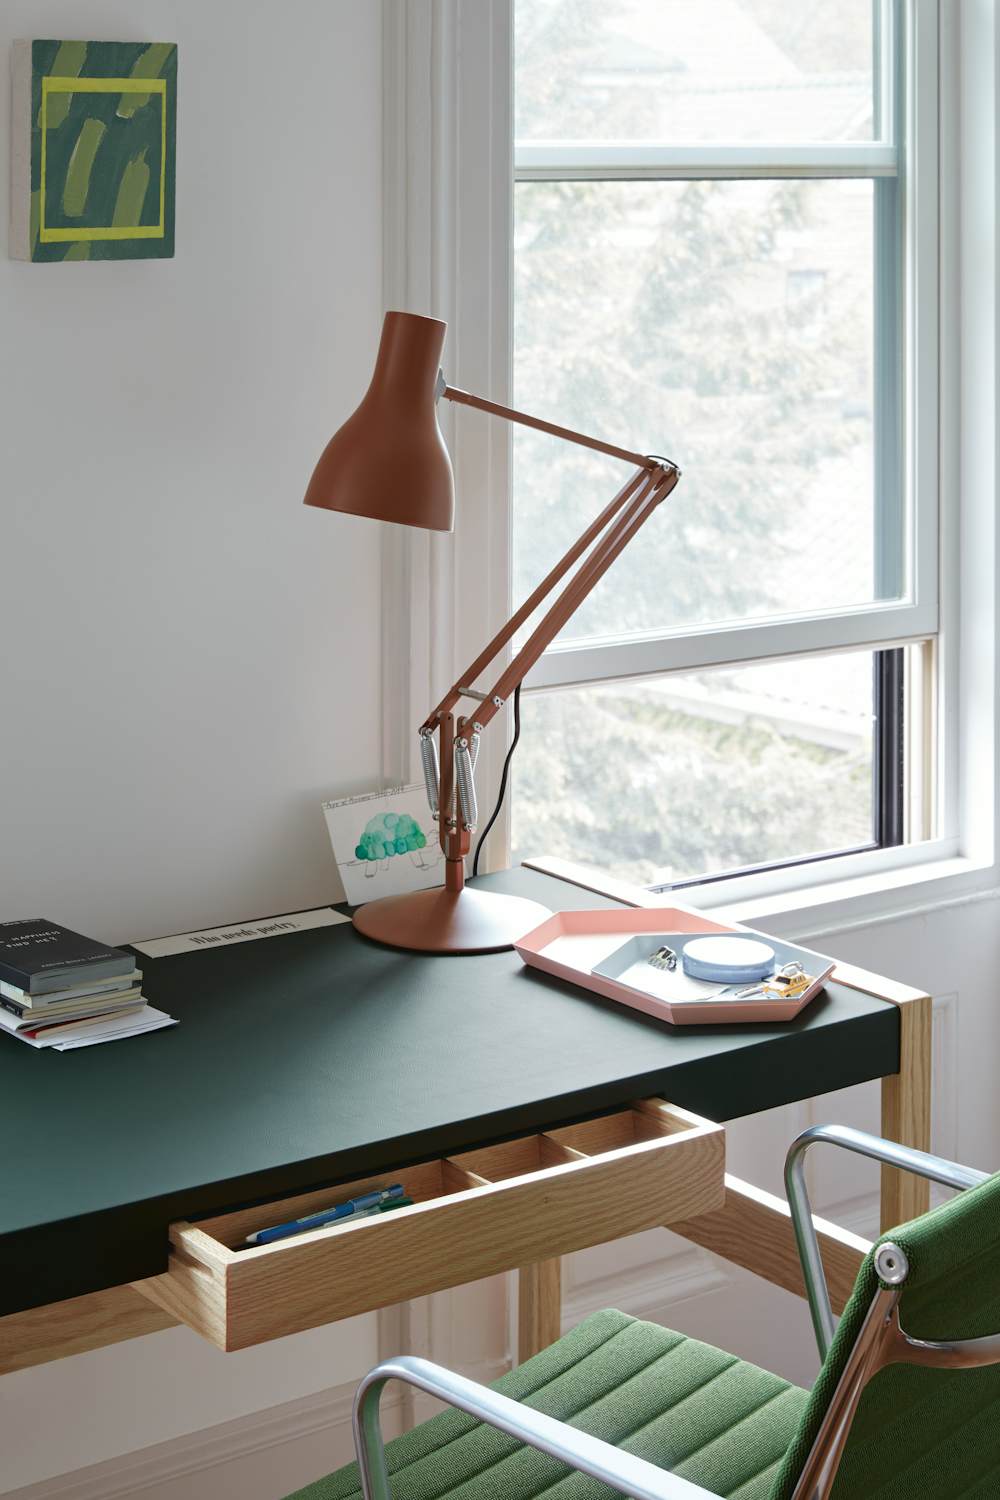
left=509, top=0, right=937, bottom=890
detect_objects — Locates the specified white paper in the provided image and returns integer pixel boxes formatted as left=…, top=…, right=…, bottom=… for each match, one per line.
left=6, top=1005, right=177, bottom=1049
left=54, top=1007, right=178, bottom=1049
left=322, top=786, right=445, bottom=906
left=132, top=907, right=348, bottom=959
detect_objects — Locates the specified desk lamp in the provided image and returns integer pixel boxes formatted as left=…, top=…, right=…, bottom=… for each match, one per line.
left=305, top=311, right=680, bottom=954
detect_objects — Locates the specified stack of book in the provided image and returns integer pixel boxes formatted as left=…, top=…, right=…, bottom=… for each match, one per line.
left=0, top=918, right=177, bottom=1050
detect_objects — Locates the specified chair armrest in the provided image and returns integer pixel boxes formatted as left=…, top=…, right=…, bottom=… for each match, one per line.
left=352, top=1354, right=724, bottom=1500
left=784, top=1123, right=990, bottom=1360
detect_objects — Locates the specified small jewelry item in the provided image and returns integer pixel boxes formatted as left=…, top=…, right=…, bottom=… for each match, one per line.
left=731, top=963, right=812, bottom=1001
left=646, top=945, right=678, bottom=972
left=766, top=961, right=811, bottom=998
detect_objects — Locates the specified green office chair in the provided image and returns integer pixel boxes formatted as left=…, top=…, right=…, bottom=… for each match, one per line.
left=288, top=1126, right=1000, bottom=1500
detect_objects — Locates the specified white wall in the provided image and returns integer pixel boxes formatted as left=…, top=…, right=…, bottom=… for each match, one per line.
left=0, top=0, right=384, bottom=946
left=0, top=1, right=387, bottom=1493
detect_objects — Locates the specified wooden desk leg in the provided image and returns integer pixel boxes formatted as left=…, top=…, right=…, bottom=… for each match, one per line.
left=880, top=991, right=932, bottom=1232
left=518, top=1258, right=561, bottom=1362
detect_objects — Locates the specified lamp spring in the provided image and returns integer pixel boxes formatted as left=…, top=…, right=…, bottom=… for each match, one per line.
left=419, top=731, right=440, bottom=816
left=455, top=734, right=480, bottom=830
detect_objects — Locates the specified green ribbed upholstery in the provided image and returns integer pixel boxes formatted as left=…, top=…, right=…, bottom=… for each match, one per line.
left=771, top=1169, right=1000, bottom=1499
left=288, top=1172, right=1000, bottom=1500
left=286, top=1309, right=807, bottom=1500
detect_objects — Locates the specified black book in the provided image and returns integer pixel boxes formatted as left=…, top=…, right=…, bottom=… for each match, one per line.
left=0, top=919, right=134, bottom=995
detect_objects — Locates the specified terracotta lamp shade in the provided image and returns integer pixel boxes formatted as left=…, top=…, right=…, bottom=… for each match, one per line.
left=303, top=311, right=455, bottom=532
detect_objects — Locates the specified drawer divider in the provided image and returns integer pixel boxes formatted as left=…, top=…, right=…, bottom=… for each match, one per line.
left=539, top=1137, right=587, bottom=1162
left=443, top=1160, right=490, bottom=1190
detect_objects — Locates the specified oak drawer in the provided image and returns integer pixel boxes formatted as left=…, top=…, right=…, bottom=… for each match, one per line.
left=137, top=1098, right=724, bottom=1351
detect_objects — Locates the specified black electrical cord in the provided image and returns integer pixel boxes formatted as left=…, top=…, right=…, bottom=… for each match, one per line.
left=472, top=682, right=522, bottom=878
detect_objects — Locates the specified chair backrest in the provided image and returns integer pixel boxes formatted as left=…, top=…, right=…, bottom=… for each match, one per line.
left=769, top=1169, right=1000, bottom=1499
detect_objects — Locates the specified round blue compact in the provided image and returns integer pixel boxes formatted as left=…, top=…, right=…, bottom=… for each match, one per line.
left=681, top=935, right=776, bottom=984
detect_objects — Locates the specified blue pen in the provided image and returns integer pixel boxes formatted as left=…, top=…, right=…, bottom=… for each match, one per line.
left=245, top=1184, right=406, bottom=1246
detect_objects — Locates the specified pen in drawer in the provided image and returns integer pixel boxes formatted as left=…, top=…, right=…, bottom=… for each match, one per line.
left=244, top=1184, right=408, bottom=1246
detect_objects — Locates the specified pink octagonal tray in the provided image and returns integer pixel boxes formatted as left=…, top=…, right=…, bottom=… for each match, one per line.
left=515, top=907, right=833, bottom=1026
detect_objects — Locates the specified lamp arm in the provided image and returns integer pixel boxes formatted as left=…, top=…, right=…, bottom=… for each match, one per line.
left=433, top=463, right=678, bottom=745
left=423, top=466, right=675, bottom=876
left=421, top=467, right=649, bottom=734
left=423, top=465, right=674, bottom=877
left=419, top=384, right=680, bottom=885
left=475, top=464, right=677, bottom=732
left=441, top=384, right=662, bottom=471
left=423, top=387, right=680, bottom=741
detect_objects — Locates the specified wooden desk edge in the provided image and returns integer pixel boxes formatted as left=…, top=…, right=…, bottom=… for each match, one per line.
left=0, top=1284, right=178, bottom=1376
left=669, top=1173, right=870, bottom=1314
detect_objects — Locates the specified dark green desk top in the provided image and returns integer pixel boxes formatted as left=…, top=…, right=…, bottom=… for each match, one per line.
left=0, top=868, right=899, bottom=1315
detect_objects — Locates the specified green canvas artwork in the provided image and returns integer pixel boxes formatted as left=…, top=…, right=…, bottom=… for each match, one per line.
left=9, top=40, right=177, bottom=262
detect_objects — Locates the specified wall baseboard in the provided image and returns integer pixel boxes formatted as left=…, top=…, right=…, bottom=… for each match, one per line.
left=3, top=1380, right=402, bottom=1500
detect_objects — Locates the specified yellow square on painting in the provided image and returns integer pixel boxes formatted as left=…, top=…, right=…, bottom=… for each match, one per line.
left=40, top=77, right=167, bottom=242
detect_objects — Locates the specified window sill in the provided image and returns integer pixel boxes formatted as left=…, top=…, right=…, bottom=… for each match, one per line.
left=522, top=845, right=999, bottom=945
left=710, top=850, right=998, bottom=941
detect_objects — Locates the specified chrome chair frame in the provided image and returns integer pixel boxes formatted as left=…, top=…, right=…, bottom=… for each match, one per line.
left=784, top=1126, right=998, bottom=1499
left=352, top=1127, right=997, bottom=1500
left=784, top=1123, right=990, bottom=1359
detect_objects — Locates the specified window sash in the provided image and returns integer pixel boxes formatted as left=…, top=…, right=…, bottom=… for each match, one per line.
left=525, top=607, right=932, bottom=693
left=514, top=143, right=898, bottom=180
left=512, top=0, right=937, bottom=690
left=516, top=0, right=900, bottom=167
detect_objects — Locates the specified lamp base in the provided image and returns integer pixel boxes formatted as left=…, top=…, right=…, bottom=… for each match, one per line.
left=352, top=885, right=551, bottom=954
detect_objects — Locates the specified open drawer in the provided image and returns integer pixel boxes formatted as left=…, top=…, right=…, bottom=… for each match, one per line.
left=136, top=1098, right=724, bottom=1351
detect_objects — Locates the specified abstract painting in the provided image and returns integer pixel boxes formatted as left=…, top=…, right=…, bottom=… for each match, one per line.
left=10, top=40, right=177, bottom=262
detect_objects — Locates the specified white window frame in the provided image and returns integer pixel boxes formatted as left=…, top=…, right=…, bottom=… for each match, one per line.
left=381, top=0, right=999, bottom=934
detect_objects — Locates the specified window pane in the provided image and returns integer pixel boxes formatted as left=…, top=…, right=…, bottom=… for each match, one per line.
left=510, top=653, right=878, bottom=885
left=515, top=0, right=876, bottom=144
left=513, top=177, right=895, bottom=642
